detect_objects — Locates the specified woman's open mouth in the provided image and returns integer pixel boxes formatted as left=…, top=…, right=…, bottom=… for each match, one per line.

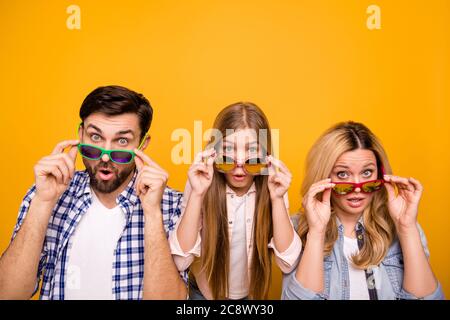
left=346, top=196, right=365, bottom=208
left=232, top=174, right=247, bottom=182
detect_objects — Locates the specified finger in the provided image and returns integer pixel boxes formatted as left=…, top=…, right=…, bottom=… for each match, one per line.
left=384, top=180, right=396, bottom=202
left=267, top=160, right=276, bottom=176
left=136, top=174, right=167, bottom=194
left=134, top=149, right=163, bottom=170
left=39, top=164, right=64, bottom=185
left=40, top=159, right=70, bottom=184
left=194, top=148, right=216, bottom=164
left=206, top=153, right=216, bottom=168
left=322, top=187, right=332, bottom=206
left=67, top=144, right=79, bottom=163
left=139, top=165, right=169, bottom=178
left=267, top=156, right=290, bottom=175
left=408, top=177, right=423, bottom=194
left=311, top=178, right=332, bottom=188
left=52, top=140, right=79, bottom=155
left=57, top=153, right=76, bottom=178
left=190, top=163, right=209, bottom=175
left=307, top=183, right=335, bottom=200
left=134, top=155, right=144, bottom=171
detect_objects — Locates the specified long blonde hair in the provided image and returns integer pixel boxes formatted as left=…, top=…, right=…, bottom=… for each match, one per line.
left=201, top=102, right=273, bottom=299
left=297, top=121, right=396, bottom=269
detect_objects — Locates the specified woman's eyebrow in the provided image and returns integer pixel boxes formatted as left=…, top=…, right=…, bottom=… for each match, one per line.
left=362, top=162, right=377, bottom=168
left=334, top=164, right=349, bottom=169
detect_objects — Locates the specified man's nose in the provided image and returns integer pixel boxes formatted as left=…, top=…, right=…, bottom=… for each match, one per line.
left=101, top=153, right=110, bottom=162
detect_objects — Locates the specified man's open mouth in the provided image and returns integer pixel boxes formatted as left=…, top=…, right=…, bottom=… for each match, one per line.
left=97, top=167, right=115, bottom=181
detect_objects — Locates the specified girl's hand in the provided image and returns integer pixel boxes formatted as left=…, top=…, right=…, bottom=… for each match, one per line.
left=267, top=156, right=292, bottom=200
left=302, top=178, right=335, bottom=235
left=384, top=175, right=423, bottom=233
left=188, top=149, right=216, bottom=197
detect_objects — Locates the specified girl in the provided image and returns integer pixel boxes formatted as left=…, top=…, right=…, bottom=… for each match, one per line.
left=282, top=121, right=443, bottom=300
left=169, top=102, right=301, bottom=299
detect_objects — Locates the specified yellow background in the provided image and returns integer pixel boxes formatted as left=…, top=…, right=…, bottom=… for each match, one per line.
left=1, top=0, right=449, bottom=299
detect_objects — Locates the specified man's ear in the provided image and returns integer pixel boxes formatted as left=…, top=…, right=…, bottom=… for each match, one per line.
left=78, top=123, right=84, bottom=140
left=140, top=135, right=151, bottom=151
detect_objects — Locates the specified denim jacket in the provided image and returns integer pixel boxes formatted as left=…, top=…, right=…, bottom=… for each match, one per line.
left=282, top=215, right=444, bottom=300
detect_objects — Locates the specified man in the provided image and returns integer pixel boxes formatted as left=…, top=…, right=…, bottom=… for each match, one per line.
left=0, top=85, right=187, bottom=299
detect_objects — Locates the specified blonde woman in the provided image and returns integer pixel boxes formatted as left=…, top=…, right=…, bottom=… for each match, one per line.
left=283, top=121, right=443, bottom=300
left=169, top=102, right=301, bottom=299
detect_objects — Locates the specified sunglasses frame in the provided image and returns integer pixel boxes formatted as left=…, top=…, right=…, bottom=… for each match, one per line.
left=77, top=122, right=148, bottom=164
left=332, top=179, right=385, bottom=195
left=214, top=155, right=269, bottom=175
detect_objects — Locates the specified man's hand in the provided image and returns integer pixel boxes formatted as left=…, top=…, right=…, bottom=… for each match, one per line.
left=134, top=149, right=168, bottom=213
left=34, top=140, right=79, bottom=203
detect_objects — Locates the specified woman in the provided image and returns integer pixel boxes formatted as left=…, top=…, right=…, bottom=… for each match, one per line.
left=282, top=121, right=444, bottom=300
left=169, top=102, right=301, bottom=299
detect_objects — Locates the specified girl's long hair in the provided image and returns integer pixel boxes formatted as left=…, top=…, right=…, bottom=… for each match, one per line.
left=297, top=121, right=396, bottom=268
left=201, top=102, right=273, bottom=299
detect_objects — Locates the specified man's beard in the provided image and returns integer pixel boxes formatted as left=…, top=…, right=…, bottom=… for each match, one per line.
left=84, top=160, right=135, bottom=193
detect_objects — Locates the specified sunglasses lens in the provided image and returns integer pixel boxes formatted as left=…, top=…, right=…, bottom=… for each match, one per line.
left=80, top=145, right=102, bottom=160
left=244, top=158, right=267, bottom=175
left=333, top=184, right=354, bottom=195
left=362, top=181, right=383, bottom=193
left=110, top=151, right=133, bottom=164
left=214, top=156, right=235, bottom=173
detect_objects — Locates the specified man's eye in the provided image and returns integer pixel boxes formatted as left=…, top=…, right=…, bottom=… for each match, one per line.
left=118, top=138, right=128, bottom=145
left=337, top=171, right=348, bottom=179
left=91, top=134, right=101, bottom=142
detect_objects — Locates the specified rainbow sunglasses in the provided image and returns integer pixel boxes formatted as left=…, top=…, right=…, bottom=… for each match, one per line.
left=77, top=122, right=148, bottom=164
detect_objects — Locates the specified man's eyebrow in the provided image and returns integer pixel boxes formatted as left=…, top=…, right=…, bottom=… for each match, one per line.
left=115, top=130, right=135, bottom=137
left=86, top=124, right=102, bottom=133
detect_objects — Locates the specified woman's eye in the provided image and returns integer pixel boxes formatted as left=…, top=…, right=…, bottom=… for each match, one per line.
left=337, top=171, right=348, bottom=179
left=362, top=170, right=373, bottom=178
left=118, top=138, right=128, bottom=145
left=91, top=134, right=101, bottom=142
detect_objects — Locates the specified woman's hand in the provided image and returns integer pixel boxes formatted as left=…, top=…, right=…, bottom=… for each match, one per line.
left=188, top=149, right=216, bottom=197
left=384, top=175, right=423, bottom=233
left=302, top=178, right=335, bottom=235
left=267, top=156, right=292, bottom=200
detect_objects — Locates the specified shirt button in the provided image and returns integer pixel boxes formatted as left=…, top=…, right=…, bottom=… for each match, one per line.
left=229, top=221, right=233, bottom=224
left=231, top=195, right=234, bottom=198
left=246, top=219, right=251, bottom=223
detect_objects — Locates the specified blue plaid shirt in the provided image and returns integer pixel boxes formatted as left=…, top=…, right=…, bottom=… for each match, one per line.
left=11, top=170, right=187, bottom=300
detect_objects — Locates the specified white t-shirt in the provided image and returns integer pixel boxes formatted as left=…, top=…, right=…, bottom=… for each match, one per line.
left=228, top=194, right=249, bottom=299
left=343, top=236, right=370, bottom=300
left=65, top=189, right=126, bottom=300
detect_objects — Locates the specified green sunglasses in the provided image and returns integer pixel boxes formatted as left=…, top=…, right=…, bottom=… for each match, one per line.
left=77, top=122, right=147, bottom=164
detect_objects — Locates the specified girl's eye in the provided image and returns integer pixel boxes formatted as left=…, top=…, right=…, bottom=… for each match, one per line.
left=224, top=145, right=233, bottom=152
left=337, top=171, right=348, bottom=179
left=362, top=169, right=373, bottom=178
left=248, top=146, right=258, bottom=153
left=91, top=134, right=101, bottom=142
left=118, top=138, right=128, bottom=145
